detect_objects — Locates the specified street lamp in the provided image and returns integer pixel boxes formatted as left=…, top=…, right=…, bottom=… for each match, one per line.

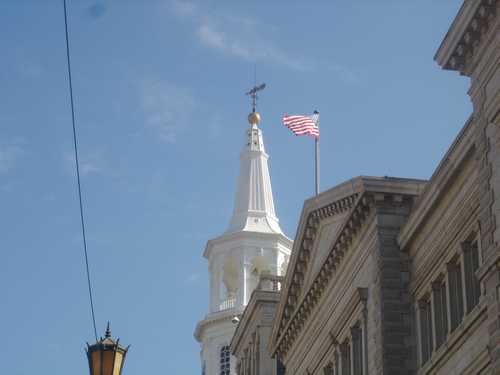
left=86, top=323, right=129, bottom=375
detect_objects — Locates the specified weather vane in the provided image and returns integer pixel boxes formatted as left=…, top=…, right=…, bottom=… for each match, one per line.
left=245, top=83, right=266, bottom=113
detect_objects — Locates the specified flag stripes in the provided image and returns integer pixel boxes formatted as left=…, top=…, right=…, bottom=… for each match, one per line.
left=282, top=114, right=319, bottom=137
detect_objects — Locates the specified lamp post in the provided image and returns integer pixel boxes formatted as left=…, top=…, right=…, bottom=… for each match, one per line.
left=86, top=323, right=129, bottom=375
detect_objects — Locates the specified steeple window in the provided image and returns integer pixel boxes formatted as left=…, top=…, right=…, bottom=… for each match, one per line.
left=220, top=345, right=231, bottom=375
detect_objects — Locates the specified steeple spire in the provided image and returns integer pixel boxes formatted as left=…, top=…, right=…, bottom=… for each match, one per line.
left=226, top=107, right=283, bottom=234
left=195, top=86, right=292, bottom=375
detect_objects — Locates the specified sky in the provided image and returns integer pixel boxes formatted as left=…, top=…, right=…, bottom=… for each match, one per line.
left=0, top=1, right=471, bottom=374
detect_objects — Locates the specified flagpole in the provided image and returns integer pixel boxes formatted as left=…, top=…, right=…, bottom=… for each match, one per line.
left=314, top=111, right=320, bottom=196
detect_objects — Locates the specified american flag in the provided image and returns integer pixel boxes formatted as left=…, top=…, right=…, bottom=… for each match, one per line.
left=282, top=112, right=319, bottom=137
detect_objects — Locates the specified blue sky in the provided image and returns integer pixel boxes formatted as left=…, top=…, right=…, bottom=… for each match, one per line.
left=0, top=1, right=470, bottom=374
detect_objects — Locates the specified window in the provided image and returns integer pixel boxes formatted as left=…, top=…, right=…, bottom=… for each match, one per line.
left=432, top=280, right=448, bottom=348
left=323, top=362, right=334, bottom=375
left=340, top=341, right=351, bottom=375
left=463, top=241, right=481, bottom=312
left=220, top=345, right=231, bottom=375
left=419, top=298, right=433, bottom=365
left=333, top=351, right=340, bottom=375
left=416, top=239, right=483, bottom=369
left=448, top=262, right=464, bottom=331
left=277, top=360, right=286, bottom=375
left=351, top=326, right=363, bottom=375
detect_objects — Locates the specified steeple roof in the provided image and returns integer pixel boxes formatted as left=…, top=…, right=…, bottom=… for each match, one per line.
left=226, top=119, right=283, bottom=235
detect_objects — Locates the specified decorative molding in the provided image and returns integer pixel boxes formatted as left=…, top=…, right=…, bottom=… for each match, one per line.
left=275, top=193, right=380, bottom=358
left=437, top=0, right=498, bottom=75
left=328, top=331, right=338, bottom=346
left=280, top=194, right=359, bottom=326
left=230, top=289, right=281, bottom=355
left=330, top=287, right=368, bottom=341
left=493, top=107, right=500, bottom=125
left=194, top=308, right=244, bottom=341
left=269, top=177, right=426, bottom=362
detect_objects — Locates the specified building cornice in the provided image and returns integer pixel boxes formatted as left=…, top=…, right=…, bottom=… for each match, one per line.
left=270, top=193, right=369, bottom=360
left=435, top=0, right=498, bottom=76
left=328, top=287, right=368, bottom=342
left=203, top=230, right=293, bottom=259
left=269, top=185, right=359, bottom=358
left=230, top=289, right=280, bottom=355
left=269, top=177, right=426, bottom=360
left=194, top=308, right=245, bottom=342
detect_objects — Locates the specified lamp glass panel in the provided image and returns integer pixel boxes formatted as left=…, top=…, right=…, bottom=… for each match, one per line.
left=102, top=350, right=115, bottom=375
left=112, top=352, right=124, bottom=375
left=91, top=351, right=102, bottom=375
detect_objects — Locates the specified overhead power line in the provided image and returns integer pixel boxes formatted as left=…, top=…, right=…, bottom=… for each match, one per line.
left=62, top=0, right=98, bottom=341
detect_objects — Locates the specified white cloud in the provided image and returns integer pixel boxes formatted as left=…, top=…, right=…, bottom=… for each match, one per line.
left=139, top=80, right=195, bottom=143
left=17, top=62, right=44, bottom=78
left=197, top=24, right=227, bottom=52
left=170, top=0, right=197, bottom=17
left=63, top=149, right=106, bottom=177
left=207, top=113, right=223, bottom=139
left=328, top=64, right=361, bottom=85
left=186, top=272, right=200, bottom=284
left=195, top=20, right=310, bottom=71
left=0, top=139, right=25, bottom=175
left=167, top=1, right=361, bottom=85
left=168, top=1, right=310, bottom=71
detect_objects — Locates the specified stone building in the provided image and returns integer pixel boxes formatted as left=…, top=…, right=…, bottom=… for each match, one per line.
left=230, top=273, right=285, bottom=375
left=194, top=110, right=292, bottom=375
left=264, top=1, right=500, bottom=374
left=268, top=177, right=426, bottom=375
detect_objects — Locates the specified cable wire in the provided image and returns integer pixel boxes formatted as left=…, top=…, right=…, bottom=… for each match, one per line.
left=63, top=0, right=98, bottom=341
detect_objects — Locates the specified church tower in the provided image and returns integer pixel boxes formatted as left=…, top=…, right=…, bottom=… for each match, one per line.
left=194, top=96, right=292, bottom=375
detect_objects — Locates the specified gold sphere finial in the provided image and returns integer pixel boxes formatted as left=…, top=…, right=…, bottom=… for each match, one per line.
left=248, top=111, right=261, bottom=125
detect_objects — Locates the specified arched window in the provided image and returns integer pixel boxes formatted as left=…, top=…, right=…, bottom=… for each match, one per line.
left=220, top=345, right=231, bottom=375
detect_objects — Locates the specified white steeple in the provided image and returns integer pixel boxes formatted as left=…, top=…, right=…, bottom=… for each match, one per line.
left=227, top=120, right=283, bottom=234
left=194, top=106, right=292, bottom=375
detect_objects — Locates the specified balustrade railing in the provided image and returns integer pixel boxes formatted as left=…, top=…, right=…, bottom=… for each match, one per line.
left=257, top=274, right=283, bottom=292
left=219, top=296, right=236, bottom=311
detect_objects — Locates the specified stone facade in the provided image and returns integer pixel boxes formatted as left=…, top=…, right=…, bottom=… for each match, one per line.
left=262, top=1, right=500, bottom=374
left=398, top=117, right=488, bottom=374
left=231, top=274, right=284, bottom=375
left=434, top=0, right=500, bottom=373
left=268, top=177, right=426, bottom=375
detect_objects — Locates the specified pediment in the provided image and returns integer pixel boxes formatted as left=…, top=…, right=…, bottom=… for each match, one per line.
left=302, top=213, right=348, bottom=297
left=270, top=176, right=427, bottom=360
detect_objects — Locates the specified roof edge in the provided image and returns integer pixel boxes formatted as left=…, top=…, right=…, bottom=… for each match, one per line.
left=434, top=1, right=478, bottom=69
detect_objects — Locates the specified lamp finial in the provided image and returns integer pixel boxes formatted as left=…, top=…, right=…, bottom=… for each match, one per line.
left=105, top=322, right=111, bottom=338
left=245, top=83, right=266, bottom=125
